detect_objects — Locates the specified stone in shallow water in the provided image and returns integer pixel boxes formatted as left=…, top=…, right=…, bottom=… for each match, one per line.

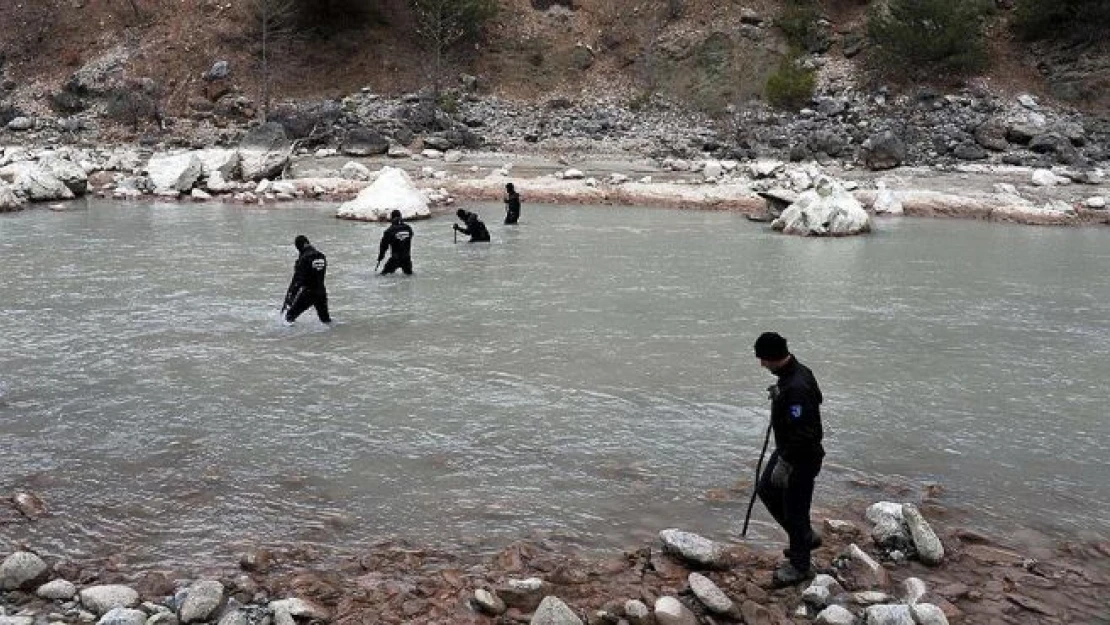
left=658, top=529, right=727, bottom=568
left=903, top=504, right=944, bottom=565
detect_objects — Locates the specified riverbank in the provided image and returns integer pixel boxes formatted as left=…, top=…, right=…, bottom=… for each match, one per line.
left=4, top=142, right=1108, bottom=229
left=3, top=488, right=1107, bottom=625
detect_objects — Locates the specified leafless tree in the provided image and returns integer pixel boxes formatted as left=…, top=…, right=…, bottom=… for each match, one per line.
left=409, top=0, right=496, bottom=95
left=245, top=0, right=298, bottom=120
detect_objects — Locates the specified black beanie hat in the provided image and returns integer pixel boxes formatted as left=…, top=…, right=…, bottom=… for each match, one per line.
left=294, top=235, right=309, bottom=251
left=754, top=332, right=789, bottom=360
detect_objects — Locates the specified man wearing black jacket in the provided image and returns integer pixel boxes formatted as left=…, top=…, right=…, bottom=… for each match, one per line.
left=378, top=210, right=414, bottom=275
left=503, top=183, right=521, bottom=225
left=754, top=331, right=824, bottom=586
left=453, top=209, right=490, bottom=242
left=283, top=235, right=331, bottom=324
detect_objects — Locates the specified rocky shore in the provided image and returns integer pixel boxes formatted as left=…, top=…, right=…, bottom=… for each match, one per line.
left=2, top=85, right=1108, bottom=228
left=3, top=490, right=1107, bottom=625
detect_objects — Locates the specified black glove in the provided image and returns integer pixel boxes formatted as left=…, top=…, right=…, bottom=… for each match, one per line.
left=767, top=384, right=780, bottom=401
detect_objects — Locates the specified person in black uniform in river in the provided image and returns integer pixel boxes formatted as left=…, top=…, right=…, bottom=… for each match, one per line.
left=753, top=331, right=824, bottom=586
left=453, top=209, right=490, bottom=242
left=282, top=235, right=330, bottom=324
left=377, top=210, right=414, bottom=275
left=503, top=183, right=521, bottom=225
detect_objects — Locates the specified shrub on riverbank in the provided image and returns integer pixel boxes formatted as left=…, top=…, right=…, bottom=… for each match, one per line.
left=867, top=0, right=992, bottom=77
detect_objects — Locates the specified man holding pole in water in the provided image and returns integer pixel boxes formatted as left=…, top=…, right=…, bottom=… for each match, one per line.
left=453, top=209, right=490, bottom=242
left=752, top=332, right=824, bottom=586
left=282, top=235, right=330, bottom=325
left=377, top=210, right=414, bottom=275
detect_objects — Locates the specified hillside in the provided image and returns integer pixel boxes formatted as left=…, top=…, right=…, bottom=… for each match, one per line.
left=1, top=0, right=1108, bottom=129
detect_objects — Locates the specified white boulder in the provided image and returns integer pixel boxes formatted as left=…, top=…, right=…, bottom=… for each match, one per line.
left=336, top=166, right=431, bottom=221
left=146, top=153, right=202, bottom=193
left=773, top=176, right=872, bottom=236
left=195, top=149, right=240, bottom=180
left=0, top=161, right=75, bottom=201
left=0, top=182, right=25, bottom=211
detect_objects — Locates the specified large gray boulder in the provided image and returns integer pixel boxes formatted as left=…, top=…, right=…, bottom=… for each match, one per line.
left=529, top=596, right=582, bottom=625
left=238, top=122, right=291, bottom=181
left=194, top=149, right=240, bottom=180
left=0, top=551, right=49, bottom=590
left=146, top=153, right=202, bottom=193
left=772, top=176, right=872, bottom=236
left=0, top=161, right=75, bottom=201
left=974, top=120, right=1009, bottom=151
left=39, top=156, right=89, bottom=195
left=342, top=127, right=390, bottom=156
left=862, top=130, right=905, bottom=170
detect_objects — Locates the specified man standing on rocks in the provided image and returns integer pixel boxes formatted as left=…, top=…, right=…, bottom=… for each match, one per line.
left=454, top=209, right=491, bottom=242
left=753, top=331, right=824, bottom=587
left=378, top=210, right=414, bottom=275
left=503, top=183, right=521, bottom=225
left=282, top=235, right=331, bottom=325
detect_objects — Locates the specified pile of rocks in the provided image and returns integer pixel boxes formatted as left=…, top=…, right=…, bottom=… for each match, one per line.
left=3, top=493, right=1107, bottom=625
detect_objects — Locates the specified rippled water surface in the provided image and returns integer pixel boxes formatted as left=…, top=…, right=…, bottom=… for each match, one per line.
left=2, top=200, right=1108, bottom=566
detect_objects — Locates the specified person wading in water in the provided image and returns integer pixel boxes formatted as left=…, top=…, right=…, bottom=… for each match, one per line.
left=377, top=210, right=414, bottom=275
left=453, top=209, right=490, bottom=242
left=503, top=183, right=521, bottom=225
left=282, top=235, right=331, bottom=325
left=753, top=331, right=824, bottom=587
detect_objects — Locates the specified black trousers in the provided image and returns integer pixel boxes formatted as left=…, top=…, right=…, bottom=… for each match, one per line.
left=757, top=450, right=820, bottom=570
left=285, top=288, right=331, bottom=323
left=505, top=210, right=519, bottom=224
left=381, top=257, right=413, bottom=275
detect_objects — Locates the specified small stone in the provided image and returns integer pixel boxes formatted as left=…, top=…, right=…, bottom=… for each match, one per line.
left=901, top=577, right=928, bottom=604
left=653, top=597, right=696, bottom=625
left=815, top=604, right=855, bottom=625
left=0, top=551, right=49, bottom=590
left=80, top=586, right=140, bottom=616
left=658, top=529, right=727, bottom=568
left=97, top=608, right=146, bottom=625
left=37, top=579, right=77, bottom=600
left=530, top=596, right=582, bottom=625
left=910, top=603, right=950, bottom=625
left=863, top=603, right=914, bottom=625
left=266, top=599, right=328, bottom=621
left=178, top=580, right=224, bottom=624
left=687, top=573, right=733, bottom=615
left=902, top=504, right=944, bottom=565
left=472, top=589, right=505, bottom=616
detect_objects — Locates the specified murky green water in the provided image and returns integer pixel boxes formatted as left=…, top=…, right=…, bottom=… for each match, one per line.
left=1, top=199, right=1108, bottom=567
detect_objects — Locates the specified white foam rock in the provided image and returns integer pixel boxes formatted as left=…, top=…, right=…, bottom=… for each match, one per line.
left=336, top=166, right=431, bottom=221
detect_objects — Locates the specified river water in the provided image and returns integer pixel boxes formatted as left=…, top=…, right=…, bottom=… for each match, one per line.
left=1, top=200, right=1108, bottom=568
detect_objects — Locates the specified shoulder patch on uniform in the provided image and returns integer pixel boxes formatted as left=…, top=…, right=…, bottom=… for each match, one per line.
left=789, top=405, right=803, bottom=420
